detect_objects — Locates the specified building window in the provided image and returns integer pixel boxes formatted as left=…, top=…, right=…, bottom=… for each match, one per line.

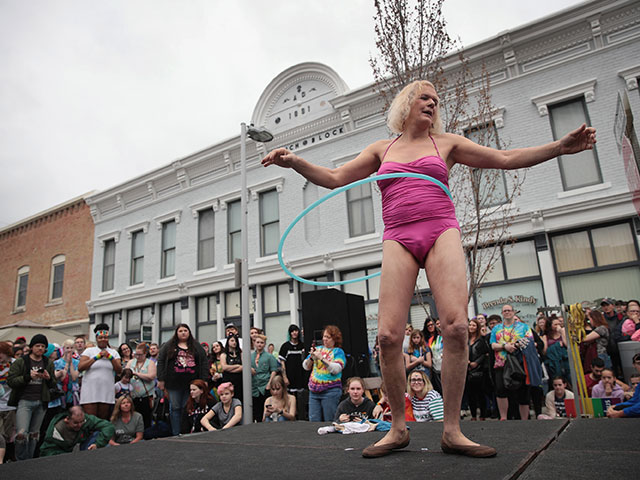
left=342, top=266, right=381, bottom=346
left=472, top=240, right=540, bottom=284
left=102, top=239, right=116, bottom=292
left=198, top=208, right=215, bottom=270
left=160, top=301, right=181, bottom=344
left=196, top=293, right=218, bottom=343
left=260, top=189, right=279, bottom=256
left=15, top=266, right=29, bottom=310
left=130, top=230, right=144, bottom=285
left=549, top=98, right=602, bottom=190
left=551, top=221, right=640, bottom=303
left=100, top=311, right=120, bottom=341
left=227, top=200, right=241, bottom=264
left=263, top=283, right=290, bottom=348
left=49, top=255, right=65, bottom=300
left=125, top=306, right=152, bottom=344
left=346, top=183, right=374, bottom=237
left=464, top=123, right=507, bottom=208
left=223, top=289, right=254, bottom=336
left=161, top=220, right=176, bottom=278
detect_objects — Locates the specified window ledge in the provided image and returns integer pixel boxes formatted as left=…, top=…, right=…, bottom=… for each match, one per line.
left=98, top=290, right=115, bottom=297
left=256, top=254, right=278, bottom=264
left=344, top=232, right=380, bottom=245
left=45, top=299, right=64, bottom=307
left=223, top=263, right=235, bottom=270
left=12, top=307, right=26, bottom=314
left=194, top=267, right=218, bottom=276
left=556, top=181, right=611, bottom=199
left=157, top=276, right=176, bottom=284
left=126, top=283, right=145, bottom=291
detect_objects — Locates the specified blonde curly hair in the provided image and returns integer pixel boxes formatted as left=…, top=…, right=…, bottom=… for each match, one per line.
left=387, top=80, right=444, bottom=135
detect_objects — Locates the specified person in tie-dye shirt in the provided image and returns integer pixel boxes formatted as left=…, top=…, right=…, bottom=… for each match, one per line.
left=303, top=325, right=345, bottom=422
left=490, top=304, right=534, bottom=420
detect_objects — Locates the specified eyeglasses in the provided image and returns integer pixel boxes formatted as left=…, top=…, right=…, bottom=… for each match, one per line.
left=502, top=309, right=513, bottom=312
left=410, top=379, right=424, bottom=383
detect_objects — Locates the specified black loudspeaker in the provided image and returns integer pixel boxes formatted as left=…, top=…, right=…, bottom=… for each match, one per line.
left=301, top=289, right=370, bottom=378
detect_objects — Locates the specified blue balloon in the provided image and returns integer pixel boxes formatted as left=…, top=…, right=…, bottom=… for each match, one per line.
left=278, top=172, right=452, bottom=286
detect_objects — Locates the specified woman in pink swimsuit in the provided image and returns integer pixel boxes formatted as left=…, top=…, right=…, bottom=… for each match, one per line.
left=262, top=80, right=596, bottom=459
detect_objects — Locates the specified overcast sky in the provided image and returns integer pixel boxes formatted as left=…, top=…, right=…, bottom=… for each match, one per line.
left=0, top=0, right=585, bottom=227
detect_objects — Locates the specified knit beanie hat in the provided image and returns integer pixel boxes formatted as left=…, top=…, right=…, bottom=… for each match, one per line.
left=29, top=334, right=49, bottom=349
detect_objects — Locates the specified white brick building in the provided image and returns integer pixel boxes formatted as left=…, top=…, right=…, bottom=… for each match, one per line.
left=86, top=0, right=640, bottom=349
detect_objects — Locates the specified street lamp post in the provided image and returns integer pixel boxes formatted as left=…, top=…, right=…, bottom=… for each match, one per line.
left=240, top=122, right=273, bottom=425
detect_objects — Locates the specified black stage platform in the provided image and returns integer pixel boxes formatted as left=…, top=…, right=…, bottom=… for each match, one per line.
left=1, top=419, right=637, bottom=479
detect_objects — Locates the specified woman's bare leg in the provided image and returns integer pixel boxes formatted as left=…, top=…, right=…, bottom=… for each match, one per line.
left=373, top=240, right=419, bottom=446
left=425, top=229, right=481, bottom=447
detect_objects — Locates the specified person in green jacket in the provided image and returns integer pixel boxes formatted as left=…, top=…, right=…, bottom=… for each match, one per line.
left=7, top=334, right=57, bottom=461
left=39, top=406, right=114, bottom=456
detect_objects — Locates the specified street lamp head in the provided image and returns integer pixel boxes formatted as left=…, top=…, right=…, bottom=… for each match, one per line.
left=247, top=125, right=274, bottom=143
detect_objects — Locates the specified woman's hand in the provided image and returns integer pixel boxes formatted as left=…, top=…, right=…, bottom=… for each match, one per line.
left=559, top=124, right=597, bottom=155
left=338, top=413, right=351, bottom=423
left=469, top=361, right=478, bottom=369
left=261, top=148, right=299, bottom=169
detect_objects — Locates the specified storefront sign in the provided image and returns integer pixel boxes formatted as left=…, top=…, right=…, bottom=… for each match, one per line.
left=475, top=280, right=545, bottom=327
left=482, top=295, right=537, bottom=310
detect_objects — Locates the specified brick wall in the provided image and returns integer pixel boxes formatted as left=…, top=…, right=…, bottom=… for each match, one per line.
left=0, top=200, right=95, bottom=326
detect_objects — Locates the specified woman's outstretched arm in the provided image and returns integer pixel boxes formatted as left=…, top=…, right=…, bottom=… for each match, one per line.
left=447, top=124, right=596, bottom=170
left=261, top=140, right=385, bottom=189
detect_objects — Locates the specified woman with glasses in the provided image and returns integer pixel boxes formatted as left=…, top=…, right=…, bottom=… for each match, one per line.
left=126, top=342, right=156, bottom=428
left=405, top=370, right=443, bottom=422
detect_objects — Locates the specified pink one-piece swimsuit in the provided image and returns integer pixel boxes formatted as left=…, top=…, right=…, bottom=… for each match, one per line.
left=377, top=135, right=460, bottom=266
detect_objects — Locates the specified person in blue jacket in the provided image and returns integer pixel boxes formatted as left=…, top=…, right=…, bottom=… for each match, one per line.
left=607, top=353, right=640, bottom=418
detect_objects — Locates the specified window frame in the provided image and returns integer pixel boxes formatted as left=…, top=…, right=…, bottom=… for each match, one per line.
left=49, top=255, right=65, bottom=301
left=130, top=230, right=145, bottom=286
left=197, top=208, right=215, bottom=271
left=15, top=266, right=29, bottom=310
left=346, top=182, right=375, bottom=237
left=161, top=220, right=176, bottom=278
left=227, top=199, right=241, bottom=264
left=463, top=122, right=508, bottom=209
left=548, top=97, right=602, bottom=191
left=196, top=293, right=218, bottom=340
left=550, top=220, right=640, bottom=278
left=259, top=189, right=280, bottom=257
left=102, top=238, right=116, bottom=292
left=159, top=300, right=182, bottom=340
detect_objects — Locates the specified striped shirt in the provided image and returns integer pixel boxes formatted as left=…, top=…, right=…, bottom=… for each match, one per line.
left=405, top=390, right=444, bottom=422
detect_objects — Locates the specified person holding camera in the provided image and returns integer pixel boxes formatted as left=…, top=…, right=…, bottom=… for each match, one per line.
left=303, top=325, right=346, bottom=422
left=7, top=334, right=56, bottom=461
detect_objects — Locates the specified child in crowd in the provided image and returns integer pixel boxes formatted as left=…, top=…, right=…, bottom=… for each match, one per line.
left=542, top=376, right=574, bottom=418
left=200, top=382, right=242, bottom=430
left=115, top=368, right=134, bottom=399
left=592, top=369, right=625, bottom=401
left=334, top=377, right=376, bottom=422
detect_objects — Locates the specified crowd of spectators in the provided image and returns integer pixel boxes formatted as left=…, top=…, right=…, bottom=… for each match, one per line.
left=0, top=297, right=638, bottom=463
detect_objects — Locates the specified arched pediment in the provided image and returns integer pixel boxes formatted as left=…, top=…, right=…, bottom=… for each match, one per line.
left=251, top=62, right=349, bottom=135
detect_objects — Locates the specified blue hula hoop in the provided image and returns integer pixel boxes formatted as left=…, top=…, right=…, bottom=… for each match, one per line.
left=278, top=172, right=452, bottom=286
